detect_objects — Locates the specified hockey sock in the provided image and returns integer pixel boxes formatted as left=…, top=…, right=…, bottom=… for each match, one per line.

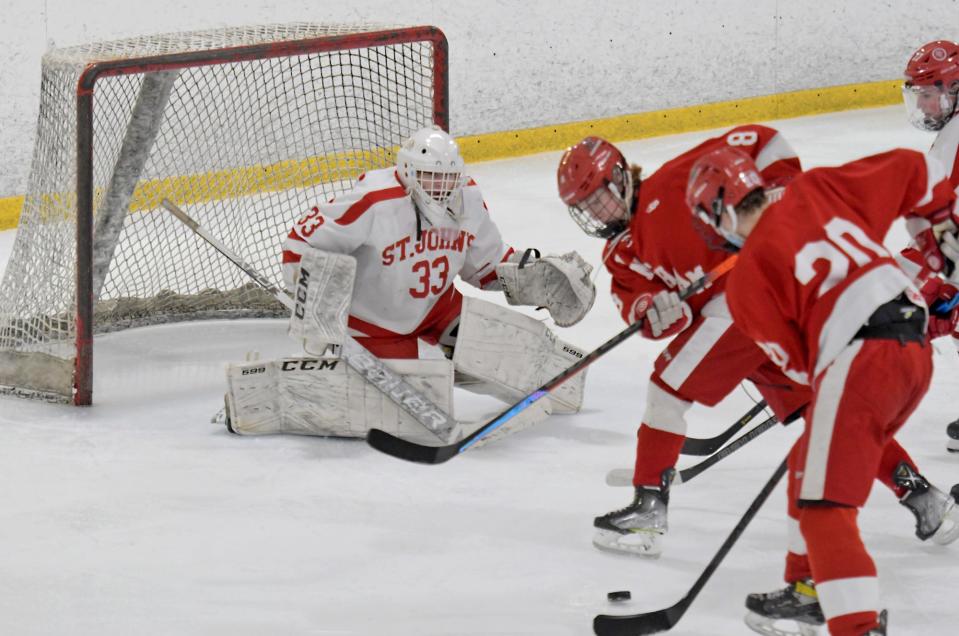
left=633, top=424, right=684, bottom=486
left=784, top=442, right=813, bottom=581
left=800, top=506, right=879, bottom=636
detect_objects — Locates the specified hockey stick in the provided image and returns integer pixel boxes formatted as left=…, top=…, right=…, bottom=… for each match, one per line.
left=160, top=199, right=462, bottom=442
left=605, top=414, right=778, bottom=487
left=593, top=456, right=788, bottom=636
left=366, top=255, right=739, bottom=464
left=680, top=400, right=768, bottom=456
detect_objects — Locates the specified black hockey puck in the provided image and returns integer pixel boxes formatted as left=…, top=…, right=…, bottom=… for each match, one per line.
left=607, top=590, right=631, bottom=602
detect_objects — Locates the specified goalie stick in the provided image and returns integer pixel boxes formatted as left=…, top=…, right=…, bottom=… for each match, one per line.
left=605, top=413, right=778, bottom=487
left=680, top=400, right=767, bottom=456
left=365, top=255, right=739, bottom=464
left=160, top=199, right=462, bottom=442
left=593, top=457, right=788, bottom=636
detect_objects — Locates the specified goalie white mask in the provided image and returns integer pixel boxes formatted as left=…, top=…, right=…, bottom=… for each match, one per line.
left=397, top=127, right=467, bottom=225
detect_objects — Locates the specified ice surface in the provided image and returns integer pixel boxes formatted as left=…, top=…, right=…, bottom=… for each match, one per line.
left=0, top=106, right=956, bottom=635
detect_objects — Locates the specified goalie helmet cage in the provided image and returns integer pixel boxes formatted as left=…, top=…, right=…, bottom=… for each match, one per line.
left=0, top=23, right=448, bottom=405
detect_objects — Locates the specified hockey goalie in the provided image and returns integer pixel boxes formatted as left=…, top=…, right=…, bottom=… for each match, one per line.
left=222, top=126, right=595, bottom=445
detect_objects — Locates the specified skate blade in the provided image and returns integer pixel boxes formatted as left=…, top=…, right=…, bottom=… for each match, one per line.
left=931, top=499, right=959, bottom=546
left=744, top=611, right=821, bottom=636
left=592, top=528, right=662, bottom=558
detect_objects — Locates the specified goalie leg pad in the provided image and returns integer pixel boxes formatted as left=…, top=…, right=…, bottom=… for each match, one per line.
left=288, top=246, right=357, bottom=353
left=225, top=356, right=453, bottom=444
left=452, top=296, right=587, bottom=413
left=467, top=398, right=553, bottom=449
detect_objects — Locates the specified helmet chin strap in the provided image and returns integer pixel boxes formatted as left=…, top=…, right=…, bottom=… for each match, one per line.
left=621, top=168, right=636, bottom=223
left=720, top=204, right=745, bottom=248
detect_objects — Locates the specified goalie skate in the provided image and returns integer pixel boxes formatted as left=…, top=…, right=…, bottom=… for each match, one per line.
left=744, top=579, right=824, bottom=636
left=894, top=462, right=959, bottom=545
left=948, top=418, right=959, bottom=453
left=592, top=485, right=668, bottom=558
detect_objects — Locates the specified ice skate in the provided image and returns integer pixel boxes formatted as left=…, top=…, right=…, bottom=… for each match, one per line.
left=864, top=609, right=888, bottom=635
left=948, top=418, right=959, bottom=453
left=221, top=397, right=238, bottom=434
left=592, top=470, right=671, bottom=557
left=894, top=462, right=959, bottom=545
left=744, top=578, right=824, bottom=636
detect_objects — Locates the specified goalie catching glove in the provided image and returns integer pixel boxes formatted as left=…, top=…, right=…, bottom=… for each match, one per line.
left=495, top=249, right=596, bottom=327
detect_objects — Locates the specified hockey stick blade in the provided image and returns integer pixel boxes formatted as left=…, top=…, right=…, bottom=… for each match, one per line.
left=366, top=427, right=459, bottom=464
left=366, top=390, right=549, bottom=464
left=365, top=256, right=738, bottom=464
left=594, top=458, right=788, bottom=636
left=672, top=415, right=777, bottom=485
left=605, top=414, right=778, bottom=487
left=680, top=400, right=767, bottom=456
left=593, top=605, right=682, bottom=636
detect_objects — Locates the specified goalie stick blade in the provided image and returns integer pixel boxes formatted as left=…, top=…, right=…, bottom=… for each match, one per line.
left=365, top=428, right=459, bottom=464
left=593, top=605, right=682, bottom=636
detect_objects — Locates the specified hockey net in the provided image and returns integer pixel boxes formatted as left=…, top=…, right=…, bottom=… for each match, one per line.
left=0, top=23, right=448, bottom=404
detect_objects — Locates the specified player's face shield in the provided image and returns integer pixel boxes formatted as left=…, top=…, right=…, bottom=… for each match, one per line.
left=567, top=174, right=630, bottom=239
left=690, top=198, right=743, bottom=253
left=416, top=170, right=464, bottom=206
left=903, top=81, right=958, bottom=131
left=410, top=169, right=468, bottom=222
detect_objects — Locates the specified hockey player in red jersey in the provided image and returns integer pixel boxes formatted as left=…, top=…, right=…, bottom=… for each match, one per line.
left=687, top=145, right=959, bottom=636
left=224, top=127, right=596, bottom=440
left=559, top=126, right=811, bottom=556
left=902, top=40, right=959, bottom=453
left=557, top=126, right=953, bottom=560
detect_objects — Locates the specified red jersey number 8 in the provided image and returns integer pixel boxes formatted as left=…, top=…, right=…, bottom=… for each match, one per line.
left=726, top=131, right=759, bottom=147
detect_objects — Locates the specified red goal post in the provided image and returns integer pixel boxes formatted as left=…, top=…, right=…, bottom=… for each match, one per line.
left=0, top=24, right=449, bottom=404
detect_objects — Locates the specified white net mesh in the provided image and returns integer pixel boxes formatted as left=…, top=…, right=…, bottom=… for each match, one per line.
left=0, top=23, right=443, bottom=401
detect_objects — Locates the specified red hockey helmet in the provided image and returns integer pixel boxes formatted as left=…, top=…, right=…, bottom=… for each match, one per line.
left=557, top=137, right=633, bottom=238
left=686, top=147, right=765, bottom=251
left=903, top=40, right=959, bottom=131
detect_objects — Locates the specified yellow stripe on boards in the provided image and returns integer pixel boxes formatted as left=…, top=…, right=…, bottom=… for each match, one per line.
left=0, top=196, right=23, bottom=232
left=0, top=79, right=902, bottom=232
left=456, top=79, right=903, bottom=163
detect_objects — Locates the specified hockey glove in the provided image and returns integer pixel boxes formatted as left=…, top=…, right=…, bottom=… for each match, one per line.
left=940, top=229, right=959, bottom=278
left=633, top=290, right=692, bottom=339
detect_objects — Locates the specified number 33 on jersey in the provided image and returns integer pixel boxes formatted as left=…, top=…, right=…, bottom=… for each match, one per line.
left=281, top=168, right=512, bottom=336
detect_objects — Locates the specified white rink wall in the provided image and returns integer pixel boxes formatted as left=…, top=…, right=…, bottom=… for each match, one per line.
left=0, top=0, right=957, bottom=195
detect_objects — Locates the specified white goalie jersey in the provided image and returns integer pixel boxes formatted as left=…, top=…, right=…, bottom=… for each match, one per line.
left=281, top=168, right=513, bottom=337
